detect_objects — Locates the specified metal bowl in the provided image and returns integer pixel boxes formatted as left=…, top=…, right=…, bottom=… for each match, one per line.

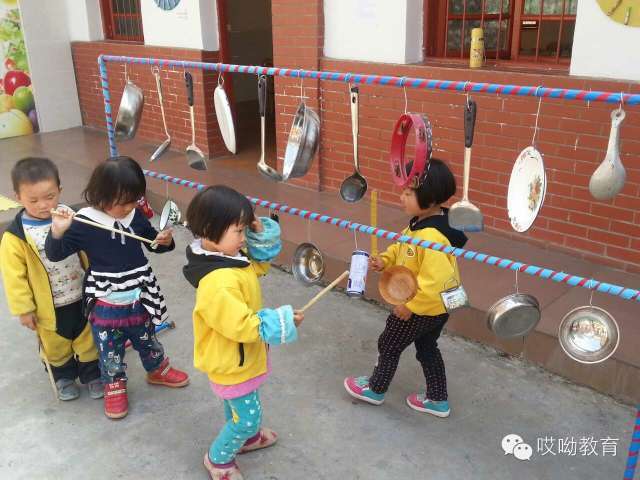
left=558, top=305, right=620, bottom=364
left=486, top=293, right=541, bottom=339
left=292, top=243, right=325, bottom=286
left=115, top=80, right=144, bottom=141
left=283, top=102, right=320, bottom=180
left=159, top=200, right=181, bottom=230
left=379, top=265, right=418, bottom=306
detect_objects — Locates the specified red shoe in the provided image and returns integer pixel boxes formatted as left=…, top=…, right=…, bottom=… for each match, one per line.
left=146, top=358, right=190, bottom=388
left=239, top=428, right=278, bottom=454
left=104, top=380, right=128, bottom=419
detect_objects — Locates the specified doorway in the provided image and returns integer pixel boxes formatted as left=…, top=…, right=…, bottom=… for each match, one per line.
left=217, top=0, right=275, bottom=157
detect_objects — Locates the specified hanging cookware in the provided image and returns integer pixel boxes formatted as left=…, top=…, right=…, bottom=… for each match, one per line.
left=283, top=72, right=320, bottom=181
left=340, top=86, right=367, bottom=203
left=159, top=200, right=181, bottom=231
left=256, top=75, right=283, bottom=181
left=558, top=305, right=620, bottom=364
left=379, top=265, right=418, bottom=306
left=115, top=63, right=144, bottom=141
left=214, top=73, right=237, bottom=155
left=589, top=107, right=626, bottom=201
left=507, top=146, right=547, bottom=233
left=449, top=99, right=483, bottom=232
left=346, top=249, right=369, bottom=297
left=389, top=113, right=431, bottom=188
left=486, top=293, right=540, bottom=338
left=150, top=67, right=171, bottom=162
left=184, top=71, right=208, bottom=170
left=292, top=243, right=325, bottom=286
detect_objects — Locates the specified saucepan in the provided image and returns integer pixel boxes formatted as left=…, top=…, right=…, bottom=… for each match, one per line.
left=115, top=63, right=144, bottom=141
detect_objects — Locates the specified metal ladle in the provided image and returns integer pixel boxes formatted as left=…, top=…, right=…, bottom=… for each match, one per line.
left=589, top=106, right=626, bottom=200
left=340, top=86, right=367, bottom=203
left=256, top=75, right=283, bottom=181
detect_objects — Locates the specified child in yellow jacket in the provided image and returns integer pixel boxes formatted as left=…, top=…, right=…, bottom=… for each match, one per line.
left=344, top=159, right=468, bottom=418
left=183, top=185, right=304, bottom=480
left=0, top=157, right=101, bottom=401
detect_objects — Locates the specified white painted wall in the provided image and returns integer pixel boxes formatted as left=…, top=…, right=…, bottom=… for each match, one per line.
left=18, top=0, right=82, bottom=132
left=324, top=0, right=423, bottom=64
left=140, top=0, right=219, bottom=50
left=571, top=0, right=640, bottom=81
left=65, top=0, right=104, bottom=42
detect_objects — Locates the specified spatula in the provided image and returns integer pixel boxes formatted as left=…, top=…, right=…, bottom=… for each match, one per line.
left=449, top=99, right=483, bottom=232
left=184, top=72, right=208, bottom=171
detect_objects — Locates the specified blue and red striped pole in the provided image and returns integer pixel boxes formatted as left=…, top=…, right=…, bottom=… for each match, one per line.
left=624, top=407, right=640, bottom=479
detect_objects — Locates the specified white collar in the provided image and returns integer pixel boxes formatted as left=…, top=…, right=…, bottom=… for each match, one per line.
left=189, top=239, right=249, bottom=263
left=77, top=206, right=136, bottom=228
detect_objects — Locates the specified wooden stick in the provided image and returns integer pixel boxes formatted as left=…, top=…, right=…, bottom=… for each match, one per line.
left=300, top=270, right=349, bottom=313
left=37, top=335, right=59, bottom=403
left=370, top=189, right=378, bottom=256
left=51, top=210, right=155, bottom=245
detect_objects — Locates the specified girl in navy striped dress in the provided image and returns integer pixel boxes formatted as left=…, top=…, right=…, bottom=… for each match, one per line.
left=46, top=156, right=189, bottom=419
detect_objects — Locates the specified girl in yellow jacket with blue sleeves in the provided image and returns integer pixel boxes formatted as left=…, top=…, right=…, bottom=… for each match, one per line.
left=183, top=185, right=304, bottom=480
left=344, top=159, right=468, bottom=419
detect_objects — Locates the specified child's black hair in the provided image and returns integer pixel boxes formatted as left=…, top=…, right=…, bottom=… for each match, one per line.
left=11, top=157, right=60, bottom=193
left=414, top=158, right=457, bottom=209
left=187, top=185, right=255, bottom=243
left=83, top=156, right=146, bottom=209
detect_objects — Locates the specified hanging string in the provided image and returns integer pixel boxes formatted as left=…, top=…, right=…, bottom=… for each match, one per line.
left=400, top=77, right=408, bottom=114
left=531, top=86, right=543, bottom=146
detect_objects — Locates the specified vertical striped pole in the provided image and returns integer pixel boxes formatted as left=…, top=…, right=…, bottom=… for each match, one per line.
left=624, top=406, right=640, bottom=479
left=98, top=55, right=118, bottom=157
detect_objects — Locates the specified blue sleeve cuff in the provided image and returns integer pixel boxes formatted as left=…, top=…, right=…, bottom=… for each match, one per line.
left=245, top=217, right=282, bottom=262
left=258, top=305, right=298, bottom=345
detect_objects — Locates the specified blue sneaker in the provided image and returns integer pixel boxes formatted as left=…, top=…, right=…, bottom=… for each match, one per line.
left=406, top=393, right=450, bottom=417
left=344, top=376, right=385, bottom=405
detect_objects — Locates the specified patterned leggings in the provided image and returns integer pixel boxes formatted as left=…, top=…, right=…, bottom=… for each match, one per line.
left=369, top=313, right=449, bottom=401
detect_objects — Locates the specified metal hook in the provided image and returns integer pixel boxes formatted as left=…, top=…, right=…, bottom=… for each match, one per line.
left=151, top=65, right=159, bottom=76
left=619, top=91, right=625, bottom=113
left=532, top=86, right=543, bottom=146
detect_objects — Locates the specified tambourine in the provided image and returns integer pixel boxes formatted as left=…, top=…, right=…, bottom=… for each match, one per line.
left=389, top=113, right=432, bottom=188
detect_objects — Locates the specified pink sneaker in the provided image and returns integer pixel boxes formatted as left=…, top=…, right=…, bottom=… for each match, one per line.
left=239, top=428, right=278, bottom=454
left=343, top=376, right=385, bottom=405
left=203, top=453, right=243, bottom=480
left=406, top=393, right=450, bottom=418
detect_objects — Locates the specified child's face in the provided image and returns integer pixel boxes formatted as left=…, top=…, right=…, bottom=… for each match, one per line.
left=103, top=201, right=138, bottom=219
left=400, top=188, right=422, bottom=216
left=204, top=222, right=246, bottom=257
left=16, top=180, right=61, bottom=220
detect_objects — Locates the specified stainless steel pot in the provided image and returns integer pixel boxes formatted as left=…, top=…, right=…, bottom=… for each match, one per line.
left=115, top=78, right=144, bottom=141
left=283, top=102, right=320, bottom=181
left=486, top=293, right=541, bottom=339
left=558, top=305, right=620, bottom=364
left=292, top=242, right=325, bottom=286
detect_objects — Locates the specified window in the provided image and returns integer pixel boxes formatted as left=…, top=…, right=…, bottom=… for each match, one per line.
left=100, top=0, right=144, bottom=42
left=425, top=0, right=577, bottom=63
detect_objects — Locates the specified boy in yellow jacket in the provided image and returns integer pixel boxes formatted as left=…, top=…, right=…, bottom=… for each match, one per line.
left=183, top=185, right=303, bottom=480
left=344, top=159, right=467, bottom=418
left=0, top=157, right=101, bottom=401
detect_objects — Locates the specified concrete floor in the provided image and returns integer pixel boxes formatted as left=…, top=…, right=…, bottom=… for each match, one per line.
left=0, top=225, right=634, bottom=480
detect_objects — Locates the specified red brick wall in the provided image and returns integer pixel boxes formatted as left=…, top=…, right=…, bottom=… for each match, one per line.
left=70, top=41, right=226, bottom=157
left=271, top=10, right=640, bottom=272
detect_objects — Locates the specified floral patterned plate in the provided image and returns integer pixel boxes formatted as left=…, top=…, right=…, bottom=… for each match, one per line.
left=507, top=146, right=547, bottom=233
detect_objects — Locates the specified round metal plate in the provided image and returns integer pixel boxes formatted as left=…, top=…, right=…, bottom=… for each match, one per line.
left=508, top=146, right=547, bottom=233
left=487, top=293, right=541, bottom=339
left=558, top=305, right=620, bottom=364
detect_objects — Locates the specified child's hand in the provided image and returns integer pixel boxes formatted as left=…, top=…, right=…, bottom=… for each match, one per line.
left=19, top=312, right=37, bottom=330
left=250, top=218, right=264, bottom=233
left=392, top=304, right=413, bottom=321
left=50, top=206, right=74, bottom=239
left=293, top=310, right=304, bottom=327
left=369, top=256, right=385, bottom=272
left=154, top=228, right=173, bottom=246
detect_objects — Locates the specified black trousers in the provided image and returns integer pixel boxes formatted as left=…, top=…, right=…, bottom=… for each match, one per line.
left=369, top=312, right=449, bottom=401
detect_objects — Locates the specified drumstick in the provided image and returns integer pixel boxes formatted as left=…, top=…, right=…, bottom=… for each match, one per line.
left=51, top=209, right=156, bottom=245
left=300, top=270, right=349, bottom=313
left=37, top=335, right=59, bottom=403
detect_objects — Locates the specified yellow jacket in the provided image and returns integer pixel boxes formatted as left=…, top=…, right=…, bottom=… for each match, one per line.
left=380, top=211, right=467, bottom=316
left=0, top=210, right=88, bottom=331
left=183, top=242, right=272, bottom=385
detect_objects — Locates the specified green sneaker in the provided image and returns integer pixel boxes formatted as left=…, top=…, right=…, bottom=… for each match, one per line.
left=344, top=376, right=385, bottom=405
left=406, top=393, right=450, bottom=417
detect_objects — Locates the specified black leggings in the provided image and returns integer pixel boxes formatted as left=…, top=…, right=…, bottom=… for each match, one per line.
left=369, top=313, right=449, bottom=401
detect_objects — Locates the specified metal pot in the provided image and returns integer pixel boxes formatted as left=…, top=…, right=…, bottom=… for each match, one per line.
left=486, top=293, right=541, bottom=339
left=283, top=102, right=320, bottom=181
left=558, top=305, right=620, bottom=364
left=292, top=242, right=325, bottom=286
left=379, top=265, right=418, bottom=306
left=115, top=79, right=144, bottom=141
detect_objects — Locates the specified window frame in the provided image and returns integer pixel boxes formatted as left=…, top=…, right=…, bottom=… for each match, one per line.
left=100, top=0, right=145, bottom=43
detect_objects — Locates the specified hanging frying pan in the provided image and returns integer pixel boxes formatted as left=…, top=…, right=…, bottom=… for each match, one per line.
left=214, top=74, right=237, bottom=154
left=507, top=146, right=547, bottom=233
left=389, top=113, right=432, bottom=188
left=115, top=64, right=144, bottom=141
